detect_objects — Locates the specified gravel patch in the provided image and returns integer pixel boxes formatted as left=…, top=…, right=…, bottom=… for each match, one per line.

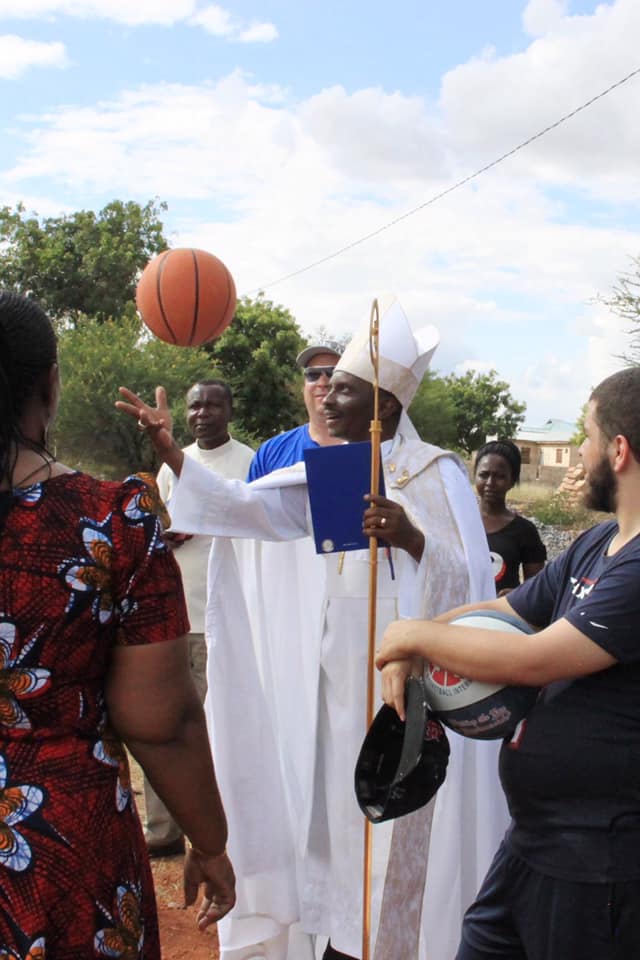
left=532, top=521, right=576, bottom=561
left=511, top=513, right=577, bottom=561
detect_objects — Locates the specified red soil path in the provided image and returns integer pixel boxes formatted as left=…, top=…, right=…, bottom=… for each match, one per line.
left=152, top=854, right=220, bottom=960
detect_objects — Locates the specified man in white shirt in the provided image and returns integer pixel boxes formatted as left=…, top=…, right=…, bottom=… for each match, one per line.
left=144, top=378, right=254, bottom=858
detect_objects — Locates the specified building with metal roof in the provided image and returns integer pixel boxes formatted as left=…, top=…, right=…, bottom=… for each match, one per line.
left=514, top=418, right=579, bottom=481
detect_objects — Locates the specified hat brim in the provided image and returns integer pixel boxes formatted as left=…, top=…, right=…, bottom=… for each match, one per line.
left=296, top=345, right=343, bottom=368
left=354, top=676, right=449, bottom=823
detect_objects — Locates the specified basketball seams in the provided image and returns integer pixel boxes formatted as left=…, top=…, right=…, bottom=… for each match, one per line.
left=190, top=250, right=200, bottom=346
left=196, top=255, right=233, bottom=344
left=155, top=250, right=177, bottom=344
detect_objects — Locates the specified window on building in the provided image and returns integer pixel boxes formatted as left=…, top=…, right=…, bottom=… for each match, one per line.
left=555, top=448, right=563, bottom=464
left=521, top=447, right=531, bottom=464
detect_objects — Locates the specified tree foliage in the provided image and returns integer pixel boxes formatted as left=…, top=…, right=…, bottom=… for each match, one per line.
left=571, top=401, right=587, bottom=447
left=204, top=295, right=307, bottom=440
left=409, top=368, right=525, bottom=453
left=598, top=253, right=640, bottom=362
left=54, top=314, right=218, bottom=477
left=408, top=371, right=459, bottom=448
left=0, top=195, right=313, bottom=468
left=0, top=199, right=168, bottom=323
left=443, top=369, right=526, bottom=454
left=54, top=294, right=312, bottom=475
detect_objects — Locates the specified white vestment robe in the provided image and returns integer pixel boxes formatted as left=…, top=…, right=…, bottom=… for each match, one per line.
left=169, top=430, right=510, bottom=960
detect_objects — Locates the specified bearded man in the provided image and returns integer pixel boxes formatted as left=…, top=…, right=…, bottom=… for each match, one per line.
left=378, top=366, right=640, bottom=960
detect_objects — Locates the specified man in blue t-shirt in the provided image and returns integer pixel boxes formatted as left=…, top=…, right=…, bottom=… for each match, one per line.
left=247, top=339, right=343, bottom=480
left=376, top=366, right=640, bottom=960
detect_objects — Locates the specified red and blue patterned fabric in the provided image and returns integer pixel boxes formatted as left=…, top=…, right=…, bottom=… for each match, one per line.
left=0, top=472, right=188, bottom=959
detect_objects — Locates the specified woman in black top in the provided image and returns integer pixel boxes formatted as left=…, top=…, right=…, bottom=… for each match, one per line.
left=474, top=440, right=546, bottom=595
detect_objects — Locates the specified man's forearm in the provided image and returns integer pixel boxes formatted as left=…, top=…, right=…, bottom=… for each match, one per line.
left=382, top=619, right=537, bottom=685
left=433, top=596, right=513, bottom=623
left=170, top=455, right=309, bottom=540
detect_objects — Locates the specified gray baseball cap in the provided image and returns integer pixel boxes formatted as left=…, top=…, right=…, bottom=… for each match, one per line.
left=296, top=339, right=344, bottom=368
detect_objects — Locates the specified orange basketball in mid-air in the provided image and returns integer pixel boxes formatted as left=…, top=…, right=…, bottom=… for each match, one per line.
left=136, top=247, right=236, bottom=346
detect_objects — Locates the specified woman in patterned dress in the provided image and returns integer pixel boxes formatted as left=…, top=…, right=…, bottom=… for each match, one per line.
left=0, top=291, right=235, bottom=959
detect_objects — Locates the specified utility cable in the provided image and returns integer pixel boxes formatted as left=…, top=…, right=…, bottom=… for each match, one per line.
left=247, top=65, right=640, bottom=295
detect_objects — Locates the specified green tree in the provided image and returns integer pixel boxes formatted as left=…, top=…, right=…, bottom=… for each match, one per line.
left=205, top=295, right=307, bottom=441
left=571, top=401, right=588, bottom=447
left=54, top=313, right=218, bottom=477
left=0, top=200, right=313, bottom=454
left=0, top=199, right=168, bottom=323
left=408, top=370, right=458, bottom=448
left=443, top=369, right=526, bottom=454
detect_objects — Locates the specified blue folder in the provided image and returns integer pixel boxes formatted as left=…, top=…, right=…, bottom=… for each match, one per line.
left=303, top=441, right=386, bottom=555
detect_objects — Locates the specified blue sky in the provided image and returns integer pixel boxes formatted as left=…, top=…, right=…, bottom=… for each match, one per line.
left=1, top=0, right=639, bottom=425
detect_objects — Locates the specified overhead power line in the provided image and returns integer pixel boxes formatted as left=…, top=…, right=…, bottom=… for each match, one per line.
left=248, top=65, right=640, bottom=295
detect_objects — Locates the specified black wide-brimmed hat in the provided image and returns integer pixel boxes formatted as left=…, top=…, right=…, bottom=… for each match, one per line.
left=354, top=676, right=450, bottom=824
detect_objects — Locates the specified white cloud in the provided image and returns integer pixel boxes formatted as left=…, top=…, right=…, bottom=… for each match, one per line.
left=440, top=0, right=640, bottom=202
left=517, top=295, right=632, bottom=423
left=0, top=33, right=67, bottom=78
left=1, top=0, right=639, bottom=425
left=5, top=75, right=448, bottom=206
left=521, top=353, right=585, bottom=421
left=585, top=301, right=632, bottom=384
left=300, top=85, right=446, bottom=183
left=4, top=73, right=299, bottom=202
left=0, top=0, right=197, bottom=25
left=523, top=0, right=569, bottom=37
left=189, top=6, right=278, bottom=43
left=238, top=21, right=278, bottom=44
left=188, top=4, right=233, bottom=36
left=0, top=0, right=278, bottom=41
left=10, top=63, right=624, bottom=421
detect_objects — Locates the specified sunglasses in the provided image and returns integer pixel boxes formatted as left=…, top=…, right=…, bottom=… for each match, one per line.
left=303, top=366, right=335, bottom=382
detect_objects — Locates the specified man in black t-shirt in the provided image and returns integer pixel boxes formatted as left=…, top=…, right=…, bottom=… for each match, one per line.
left=376, top=367, right=640, bottom=960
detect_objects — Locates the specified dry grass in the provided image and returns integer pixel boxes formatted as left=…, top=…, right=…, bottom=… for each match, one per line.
left=509, top=482, right=608, bottom=533
left=512, top=481, right=556, bottom=506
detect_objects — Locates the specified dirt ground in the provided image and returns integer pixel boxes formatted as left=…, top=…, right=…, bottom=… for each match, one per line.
left=130, top=757, right=220, bottom=960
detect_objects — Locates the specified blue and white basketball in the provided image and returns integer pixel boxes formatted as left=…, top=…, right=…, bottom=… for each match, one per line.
left=422, top=610, right=539, bottom=740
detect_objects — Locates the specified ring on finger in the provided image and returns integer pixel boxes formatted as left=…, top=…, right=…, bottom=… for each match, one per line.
left=380, top=516, right=387, bottom=527
left=137, top=420, right=147, bottom=432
